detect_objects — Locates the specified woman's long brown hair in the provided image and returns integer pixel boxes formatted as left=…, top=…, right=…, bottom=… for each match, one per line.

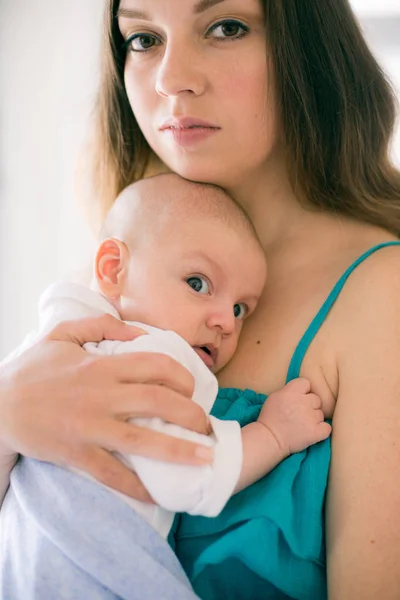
left=89, top=0, right=400, bottom=234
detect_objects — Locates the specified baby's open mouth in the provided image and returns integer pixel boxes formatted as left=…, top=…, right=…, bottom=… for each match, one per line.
left=193, top=345, right=215, bottom=369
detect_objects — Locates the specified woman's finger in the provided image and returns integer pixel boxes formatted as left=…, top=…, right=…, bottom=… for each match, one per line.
left=46, top=314, right=146, bottom=346
left=71, top=446, right=154, bottom=502
left=106, top=383, right=208, bottom=432
left=94, top=420, right=214, bottom=466
left=102, top=352, right=195, bottom=398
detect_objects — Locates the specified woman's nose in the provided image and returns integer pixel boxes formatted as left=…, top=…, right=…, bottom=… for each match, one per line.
left=155, top=41, right=206, bottom=98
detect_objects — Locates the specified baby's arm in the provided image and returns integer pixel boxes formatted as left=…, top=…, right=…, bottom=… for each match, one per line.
left=129, top=415, right=242, bottom=517
left=235, top=378, right=331, bottom=493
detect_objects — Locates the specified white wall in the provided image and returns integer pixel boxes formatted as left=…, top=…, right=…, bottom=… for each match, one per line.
left=0, top=1, right=399, bottom=358
left=360, top=15, right=400, bottom=164
left=0, top=0, right=104, bottom=357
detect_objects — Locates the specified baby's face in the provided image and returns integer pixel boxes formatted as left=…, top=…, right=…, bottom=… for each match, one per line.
left=118, top=214, right=266, bottom=373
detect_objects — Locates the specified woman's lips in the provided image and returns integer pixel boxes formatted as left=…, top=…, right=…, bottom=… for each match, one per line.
left=159, top=117, right=220, bottom=148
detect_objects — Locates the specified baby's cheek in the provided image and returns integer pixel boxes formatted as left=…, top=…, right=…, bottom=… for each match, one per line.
left=218, top=338, right=239, bottom=371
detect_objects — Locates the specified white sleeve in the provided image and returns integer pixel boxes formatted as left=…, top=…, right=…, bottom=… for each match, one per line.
left=86, top=333, right=243, bottom=517
left=128, top=415, right=242, bottom=517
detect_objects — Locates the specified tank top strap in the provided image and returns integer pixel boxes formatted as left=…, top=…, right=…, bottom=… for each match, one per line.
left=286, top=241, right=400, bottom=382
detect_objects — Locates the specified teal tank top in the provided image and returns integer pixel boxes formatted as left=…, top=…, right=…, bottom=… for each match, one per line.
left=172, top=242, right=400, bottom=600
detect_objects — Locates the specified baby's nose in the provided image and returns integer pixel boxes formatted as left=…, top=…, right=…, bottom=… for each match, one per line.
left=207, top=309, right=236, bottom=336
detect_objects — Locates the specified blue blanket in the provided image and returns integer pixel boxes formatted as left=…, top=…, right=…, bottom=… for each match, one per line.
left=0, top=458, right=198, bottom=600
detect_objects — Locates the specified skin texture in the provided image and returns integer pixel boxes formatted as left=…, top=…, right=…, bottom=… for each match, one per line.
left=0, top=1, right=400, bottom=597
left=96, top=175, right=267, bottom=373
left=121, top=0, right=276, bottom=190
left=117, top=1, right=400, bottom=598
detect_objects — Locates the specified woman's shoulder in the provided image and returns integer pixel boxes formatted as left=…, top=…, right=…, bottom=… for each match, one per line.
left=318, top=233, right=400, bottom=385
left=339, top=237, right=400, bottom=302
left=328, top=235, right=400, bottom=363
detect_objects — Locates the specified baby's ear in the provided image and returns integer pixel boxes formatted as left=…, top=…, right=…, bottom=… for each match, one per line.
left=95, top=238, right=129, bottom=298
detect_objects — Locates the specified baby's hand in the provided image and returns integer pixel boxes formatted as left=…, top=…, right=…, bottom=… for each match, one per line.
left=258, top=378, right=331, bottom=456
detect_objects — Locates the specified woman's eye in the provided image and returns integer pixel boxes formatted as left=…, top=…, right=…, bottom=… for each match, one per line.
left=125, top=33, right=161, bottom=53
left=233, top=303, right=247, bottom=320
left=207, top=19, right=249, bottom=41
left=186, top=276, right=210, bottom=295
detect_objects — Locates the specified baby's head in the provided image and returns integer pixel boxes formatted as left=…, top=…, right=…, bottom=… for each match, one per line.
left=95, top=174, right=266, bottom=372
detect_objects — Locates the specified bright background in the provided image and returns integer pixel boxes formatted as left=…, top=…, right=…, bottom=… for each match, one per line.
left=0, top=0, right=399, bottom=358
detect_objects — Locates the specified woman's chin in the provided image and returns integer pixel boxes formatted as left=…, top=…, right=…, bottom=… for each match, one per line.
left=163, top=161, right=228, bottom=187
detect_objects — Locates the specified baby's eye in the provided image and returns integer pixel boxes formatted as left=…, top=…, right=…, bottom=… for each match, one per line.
left=186, top=276, right=210, bottom=295
left=125, top=33, right=161, bottom=53
left=233, top=303, right=247, bottom=320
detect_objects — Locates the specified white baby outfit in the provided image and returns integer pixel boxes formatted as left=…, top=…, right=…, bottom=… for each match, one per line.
left=33, top=282, right=243, bottom=538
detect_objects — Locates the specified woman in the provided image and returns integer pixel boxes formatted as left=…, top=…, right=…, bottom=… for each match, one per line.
left=1, top=0, right=400, bottom=598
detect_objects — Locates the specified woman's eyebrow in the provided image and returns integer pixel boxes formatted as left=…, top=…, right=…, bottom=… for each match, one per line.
left=194, top=0, right=227, bottom=15
left=117, top=7, right=150, bottom=20
left=118, top=0, right=227, bottom=20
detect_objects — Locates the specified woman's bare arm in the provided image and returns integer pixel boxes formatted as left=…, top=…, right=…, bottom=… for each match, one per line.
left=326, top=249, right=400, bottom=599
left=0, top=315, right=212, bottom=505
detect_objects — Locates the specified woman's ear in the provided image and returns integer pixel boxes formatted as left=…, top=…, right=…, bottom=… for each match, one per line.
left=95, top=238, right=129, bottom=298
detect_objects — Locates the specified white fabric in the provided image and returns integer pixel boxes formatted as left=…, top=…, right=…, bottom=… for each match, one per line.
left=33, top=282, right=243, bottom=538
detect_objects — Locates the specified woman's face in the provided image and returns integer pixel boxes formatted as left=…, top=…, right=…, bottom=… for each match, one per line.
left=118, top=0, right=278, bottom=188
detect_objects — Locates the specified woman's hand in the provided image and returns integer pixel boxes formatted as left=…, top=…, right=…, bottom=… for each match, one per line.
left=0, top=315, right=212, bottom=502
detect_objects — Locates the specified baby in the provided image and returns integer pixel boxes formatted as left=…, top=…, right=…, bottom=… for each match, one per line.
left=0, top=174, right=331, bottom=599
left=34, top=173, right=331, bottom=537
left=34, top=174, right=331, bottom=538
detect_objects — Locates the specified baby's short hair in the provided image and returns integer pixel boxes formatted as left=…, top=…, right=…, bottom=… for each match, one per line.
left=100, top=173, right=259, bottom=248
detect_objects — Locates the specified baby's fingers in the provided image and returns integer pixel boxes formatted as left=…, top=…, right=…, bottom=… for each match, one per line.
left=306, top=393, right=322, bottom=409
left=284, top=377, right=311, bottom=394
left=314, top=421, right=332, bottom=442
